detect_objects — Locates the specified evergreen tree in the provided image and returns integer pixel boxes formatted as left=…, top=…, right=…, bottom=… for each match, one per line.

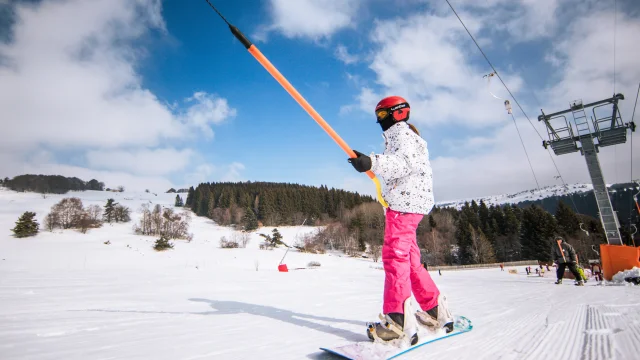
left=258, top=191, right=276, bottom=224
left=207, top=196, right=216, bottom=219
left=185, top=186, right=195, bottom=207
left=197, top=187, right=210, bottom=217
left=520, top=205, right=557, bottom=261
left=455, top=204, right=475, bottom=264
left=175, top=195, right=184, bottom=207
left=504, top=205, right=522, bottom=261
left=428, top=214, right=437, bottom=229
left=555, top=201, right=580, bottom=237
left=478, top=200, right=490, bottom=233
left=11, top=211, right=39, bottom=238
left=191, top=187, right=201, bottom=213
left=243, top=207, right=259, bottom=231
left=153, top=235, right=174, bottom=251
left=272, top=228, right=284, bottom=246
left=104, top=199, right=117, bottom=223
left=468, top=201, right=481, bottom=229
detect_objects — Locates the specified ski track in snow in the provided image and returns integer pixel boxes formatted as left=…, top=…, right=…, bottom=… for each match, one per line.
left=1, top=189, right=639, bottom=360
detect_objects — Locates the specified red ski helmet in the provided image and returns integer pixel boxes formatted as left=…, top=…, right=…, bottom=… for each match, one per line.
left=375, top=96, right=410, bottom=123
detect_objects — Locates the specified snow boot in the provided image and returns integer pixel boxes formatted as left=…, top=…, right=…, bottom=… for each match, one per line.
left=555, top=279, right=563, bottom=284
left=415, top=293, right=454, bottom=333
left=367, top=312, right=405, bottom=342
left=367, top=299, right=418, bottom=345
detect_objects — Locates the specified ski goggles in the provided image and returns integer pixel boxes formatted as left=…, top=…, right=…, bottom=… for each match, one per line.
left=376, top=102, right=410, bottom=122
left=375, top=109, right=390, bottom=121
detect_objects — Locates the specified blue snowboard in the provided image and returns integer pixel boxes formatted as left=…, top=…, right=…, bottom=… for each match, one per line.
left=320, top=316, right=472, bottom=360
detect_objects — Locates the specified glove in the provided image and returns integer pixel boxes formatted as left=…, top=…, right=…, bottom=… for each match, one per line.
left=348, top=150, right=372, bottom=173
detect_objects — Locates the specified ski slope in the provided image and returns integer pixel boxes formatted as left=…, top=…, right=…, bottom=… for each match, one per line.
left=1, top=189, right=639, bottom=360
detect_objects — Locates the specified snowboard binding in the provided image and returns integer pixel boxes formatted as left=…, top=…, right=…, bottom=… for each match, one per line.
left=366, top=316, right=419, bottom=346
left=366, top=299, right=419, bottom=346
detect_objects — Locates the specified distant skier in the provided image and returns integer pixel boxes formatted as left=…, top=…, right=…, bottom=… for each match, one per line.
left=551, top=236, right=584, bottom=286
left=348, top=96, right=453, bottom=343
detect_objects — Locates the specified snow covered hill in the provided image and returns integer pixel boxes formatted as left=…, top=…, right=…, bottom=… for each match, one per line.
left=1, top=189, right=639, bottom=360
left=436, top=183, right=595, bottom=209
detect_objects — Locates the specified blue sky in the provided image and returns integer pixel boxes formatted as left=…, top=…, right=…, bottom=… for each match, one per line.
left=1, top=0, right=639, bottom=201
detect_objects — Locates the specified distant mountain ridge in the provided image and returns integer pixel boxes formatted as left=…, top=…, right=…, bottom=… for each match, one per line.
left=437, top=182, right=639, bottom=226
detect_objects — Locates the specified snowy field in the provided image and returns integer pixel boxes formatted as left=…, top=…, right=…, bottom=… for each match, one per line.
left=1, top=189, right=639, bottom=360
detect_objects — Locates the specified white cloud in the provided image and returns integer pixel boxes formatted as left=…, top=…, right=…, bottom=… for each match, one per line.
left=427, top=0, right=563, bottom=41
left=0, top=0, right=238, bottom=191
left=346, top=1, right=640, bottom=201
left=335, top=44, right=359, bottom=64
left=256, top=0, right=362, bottom=41
left=0, top=152, right=174, bottom=192
left=180, top=162, right=246, bottom=187
left=543, top=10, right=640, bottom=110
left=0, top=0, right=177, bottom=151
left=352, top=13, right=523, bottom=128
left=428, top=7, right=640, bottom=200
left=181, top=92, right=237, bottom=138
left=221, top=162, right=246, bottom=182
left=0, top=0, right=236, bottom=152
left=183, top=163, right=216, bottom=187
left=86, top=148, right=194, bottom=176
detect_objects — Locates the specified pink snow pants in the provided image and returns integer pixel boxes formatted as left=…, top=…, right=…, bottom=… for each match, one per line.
left=382, top=209, right=439, bottom=314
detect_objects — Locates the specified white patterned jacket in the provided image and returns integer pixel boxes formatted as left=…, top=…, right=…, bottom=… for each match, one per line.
left=370, top=121, right=434, bottom=215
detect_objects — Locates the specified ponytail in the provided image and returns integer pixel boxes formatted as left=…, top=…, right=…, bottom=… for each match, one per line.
left=408, top=123, right=420, bottom=136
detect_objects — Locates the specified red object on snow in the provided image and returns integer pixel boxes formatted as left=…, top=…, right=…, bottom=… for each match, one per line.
left=278, top=264, right=289, bottom=272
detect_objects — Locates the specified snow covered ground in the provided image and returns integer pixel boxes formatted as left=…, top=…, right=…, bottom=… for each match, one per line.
left=1, top=189, right=639, bottom=360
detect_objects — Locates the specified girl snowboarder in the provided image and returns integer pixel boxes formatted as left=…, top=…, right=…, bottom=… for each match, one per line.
left=348, top=96, right=453, bottom=343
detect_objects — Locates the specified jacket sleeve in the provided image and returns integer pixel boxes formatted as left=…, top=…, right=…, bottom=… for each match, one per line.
left=370, top=153, right=412, bottom=181
left=370, top=131, right=416, bottom=181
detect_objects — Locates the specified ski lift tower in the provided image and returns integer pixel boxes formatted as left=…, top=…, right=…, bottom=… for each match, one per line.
left=539, top=93, right=638, bottom=280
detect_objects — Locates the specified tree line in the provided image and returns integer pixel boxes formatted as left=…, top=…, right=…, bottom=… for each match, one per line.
left=516, top=182, right=639, bottom=237
left=184, top=181, right=375, bottom=227
left=180, top=181, right=638, bottom=266
left=1, top=174, right=105, bottom=194
left=283, top=199, right=619, bottom=267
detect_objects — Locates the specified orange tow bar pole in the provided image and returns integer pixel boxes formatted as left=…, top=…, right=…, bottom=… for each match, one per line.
left=204, top=1, right=388, bottom=207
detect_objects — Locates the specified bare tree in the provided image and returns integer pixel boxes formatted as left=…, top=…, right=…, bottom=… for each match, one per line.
left=87, top=205, right=103, bottom=223
left=232, top=206, right=246, bottom=226
left=78, top=212, right=92, bottom=234
left=367, top=241, right=382, bottom=262
left=470, top=225, right=496, bottom=264
left=114, top=205, right=131, bottom=222
left=51, top=197, right=84, bottom=229
left=44, top=212, right=59, bottom=232
left=134, top=205, right=192, bottom=240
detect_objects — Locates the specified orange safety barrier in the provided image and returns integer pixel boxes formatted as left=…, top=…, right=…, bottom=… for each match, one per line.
left=600, top=244, right=640, bottom=281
